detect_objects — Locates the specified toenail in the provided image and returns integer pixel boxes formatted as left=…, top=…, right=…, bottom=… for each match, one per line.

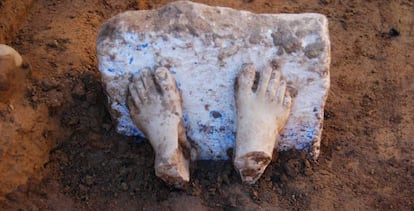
left=156, top=71, right=168, bottom=80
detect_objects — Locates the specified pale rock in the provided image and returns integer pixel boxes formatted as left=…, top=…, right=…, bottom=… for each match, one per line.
left=97, top=1, right=330, bottom=160
left=0, top=44, right=23, bottom=92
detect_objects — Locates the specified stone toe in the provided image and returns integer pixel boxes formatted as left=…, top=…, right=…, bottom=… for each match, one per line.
left=266, top=68, right=281, bottom=101
left=154, top=67, right=180, bottom=101
left=257, top=66, right=272, bottom=97
left=237, top=63, right=256, bottom=92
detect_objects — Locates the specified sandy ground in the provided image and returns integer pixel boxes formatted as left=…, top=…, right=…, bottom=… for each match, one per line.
left=0, top=0, right=413, bottom=210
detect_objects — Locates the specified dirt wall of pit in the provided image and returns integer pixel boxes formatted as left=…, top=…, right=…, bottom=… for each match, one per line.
left=0, top=0, right=35, bottom=43
left=0, top=0, right=55, bottom=200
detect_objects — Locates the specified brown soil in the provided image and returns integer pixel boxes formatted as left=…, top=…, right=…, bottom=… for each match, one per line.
left=0, top=0, right=413, bottom=210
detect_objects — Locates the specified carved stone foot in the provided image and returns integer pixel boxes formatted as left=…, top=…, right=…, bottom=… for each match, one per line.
left=234, top=63, right=292, bottom=184
left=127, top=67, right=190, bottom=188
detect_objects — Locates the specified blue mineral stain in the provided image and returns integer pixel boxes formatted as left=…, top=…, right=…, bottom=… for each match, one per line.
left=117, top=117, right=143, bottom=137
left=298, top=142, right=311, bottom=150
left=183, top=113, right=189, bottom=123
left=128, top=124, right=142, bottom=136
left=225, top=133, right=235, bottom=143
left=107, top=68, right=115, bottom=73
left=135, top=43, right=149, bottom=51
left=305, top=128, right=316, bottom=140
left=176, top=81, right=182, bottom=88
left=129, top=57, right=134, bottom=64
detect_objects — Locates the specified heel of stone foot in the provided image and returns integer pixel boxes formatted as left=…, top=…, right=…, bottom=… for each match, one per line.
left=155, top=149, right=190, bottom=188
left=156, top=164, right=189, bottom=188
left=234, top=151, right=272, bottom=184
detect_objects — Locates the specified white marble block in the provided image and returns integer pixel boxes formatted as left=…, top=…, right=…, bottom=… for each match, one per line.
left=96, top=1, right=330, bottom=160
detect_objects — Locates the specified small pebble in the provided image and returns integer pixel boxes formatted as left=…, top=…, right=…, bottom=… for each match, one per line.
left=121, top=182, right=128, bottom=191
left=85, top=175, right=94, bottom=185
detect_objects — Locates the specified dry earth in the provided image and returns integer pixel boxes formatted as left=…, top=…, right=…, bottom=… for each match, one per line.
left=0, top=0, right=413, bottom=210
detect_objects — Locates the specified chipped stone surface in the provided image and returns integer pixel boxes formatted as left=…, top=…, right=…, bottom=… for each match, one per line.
left=96, top=1, right=330, bottom=160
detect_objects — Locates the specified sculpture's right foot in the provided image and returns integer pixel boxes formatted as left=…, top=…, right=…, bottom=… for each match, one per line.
left=234, top=63, right=292, bottom=184
left=127, top=67, right=190, bottom=188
